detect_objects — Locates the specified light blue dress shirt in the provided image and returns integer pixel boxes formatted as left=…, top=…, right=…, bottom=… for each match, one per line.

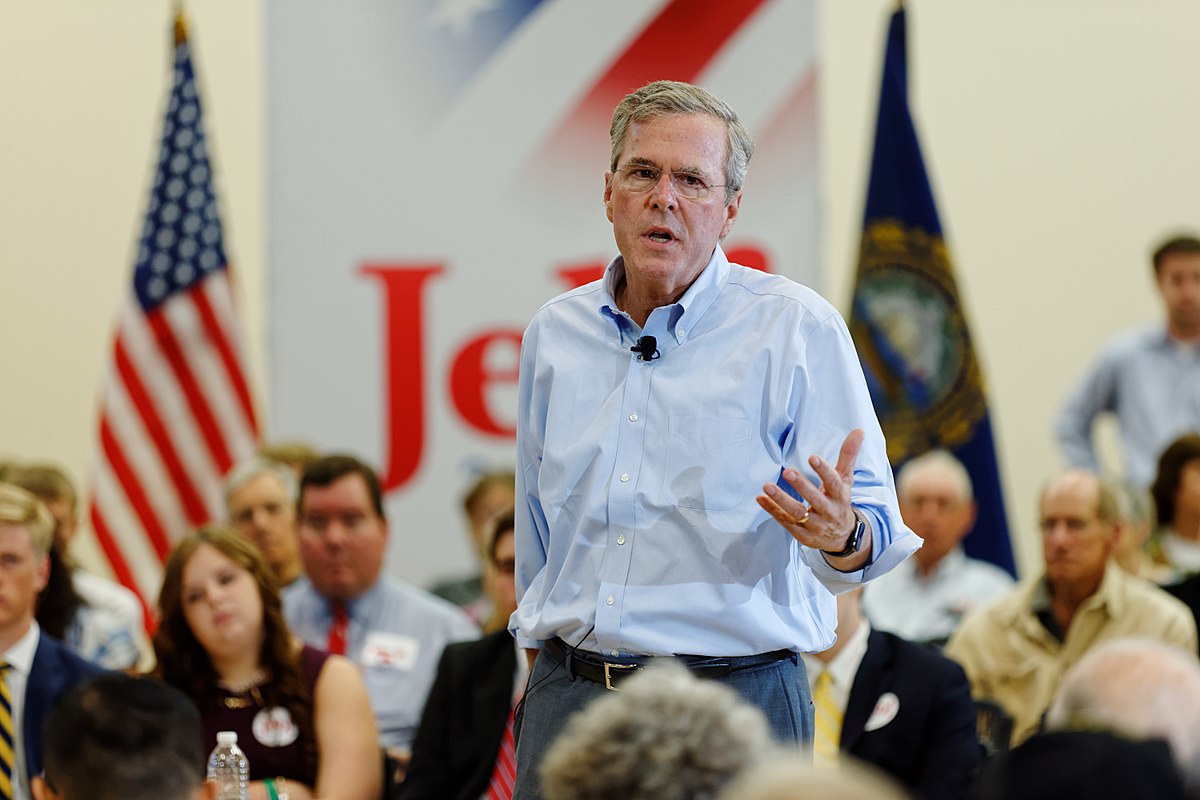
left=512, top=247, right=920, bottom=658
left=282, top=576, right=478, bottom=748
left=1056, top=327, right=1200, bottom=488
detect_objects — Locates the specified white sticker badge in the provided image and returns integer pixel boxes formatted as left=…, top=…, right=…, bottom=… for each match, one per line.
left=252, top=706, right=300, bottom=748
left=361, top=632, right=420, bottom=670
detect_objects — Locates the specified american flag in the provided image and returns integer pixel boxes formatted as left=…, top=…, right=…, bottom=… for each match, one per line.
left=90, top=14, right=259, bottom=625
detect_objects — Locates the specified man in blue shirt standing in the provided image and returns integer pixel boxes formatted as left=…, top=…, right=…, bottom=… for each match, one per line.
left=510, top=80, right=920, bottom=799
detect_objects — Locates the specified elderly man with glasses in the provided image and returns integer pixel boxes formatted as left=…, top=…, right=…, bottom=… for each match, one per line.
left=509, top=80, right=920, bottom=800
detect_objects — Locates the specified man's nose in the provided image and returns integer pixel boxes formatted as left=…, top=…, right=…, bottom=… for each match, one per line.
left=647, top=172, right=678, bottom=208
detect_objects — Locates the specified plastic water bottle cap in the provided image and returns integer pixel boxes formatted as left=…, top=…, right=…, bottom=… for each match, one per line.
left=216, top=731, right=238, bottom=745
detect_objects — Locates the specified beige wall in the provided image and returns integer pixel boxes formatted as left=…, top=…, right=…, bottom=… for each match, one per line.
left=2, top=0, right=1194, bottom=579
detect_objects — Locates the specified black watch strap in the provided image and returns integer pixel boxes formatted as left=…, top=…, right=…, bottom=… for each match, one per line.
left=822, top=511, right=866, bottom=558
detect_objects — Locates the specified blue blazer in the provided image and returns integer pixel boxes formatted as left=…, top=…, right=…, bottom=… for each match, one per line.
left=22, top=632, right=106, bottom=782
left=400, top=630, right=517, bottom=800
left=843, top=629, right=981, bottom=800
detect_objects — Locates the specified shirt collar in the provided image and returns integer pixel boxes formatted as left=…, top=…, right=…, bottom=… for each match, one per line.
left=803, top=619, right=871, bottom=690
left=2, top=621, right=40, bottom=675
left=599, top=246, right=731, bottom=345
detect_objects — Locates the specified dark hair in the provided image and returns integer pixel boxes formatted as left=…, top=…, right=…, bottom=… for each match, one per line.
left=153, top=525, right=317, bottom=777
left=461, top=470, right=515, bottom=517
left=36, top=543, right=83, bottom=640
left=42, top=673, right=206, bottom=800
left=1152, top=235, right=1200, bottom=275
left=486, top=510, right=516, bottom=565
left=299, top=454, right=385, bottom=519
left=1151, top=434, right=1200, bottom=527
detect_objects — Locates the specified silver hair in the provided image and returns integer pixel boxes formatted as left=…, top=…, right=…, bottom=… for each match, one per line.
left=540, top=660, right=777, bottom=800
left=1045, top=636, right=1200, bottom=792
left=717, top=754, right=909, bottom=800
left=1111, top=479, right=1155, bottom=528
left=223, top=456, right=298, bottom=512
left=896, top=449, right=974, bottom=503
left=609, top=80, right=754, bottom=202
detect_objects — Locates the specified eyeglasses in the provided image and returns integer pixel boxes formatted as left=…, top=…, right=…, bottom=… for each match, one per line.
left=614, top=163, right=726, bottom=201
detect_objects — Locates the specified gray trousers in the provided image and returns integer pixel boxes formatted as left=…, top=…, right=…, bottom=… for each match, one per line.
left=511, top=647, right=813, bottom=800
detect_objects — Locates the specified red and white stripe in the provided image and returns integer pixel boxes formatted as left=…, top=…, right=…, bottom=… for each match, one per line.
left=91, top=273, right=257, bottom=628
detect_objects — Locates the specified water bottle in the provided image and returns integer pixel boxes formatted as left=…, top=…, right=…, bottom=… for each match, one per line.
left=206, top=730, right=249, bottom=800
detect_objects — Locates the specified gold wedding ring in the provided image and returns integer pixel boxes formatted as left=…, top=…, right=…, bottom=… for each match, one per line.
left=796, top=507, right=811, bottom=526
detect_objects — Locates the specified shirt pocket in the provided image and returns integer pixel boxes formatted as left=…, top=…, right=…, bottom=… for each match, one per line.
left=663, top=413, right=752, bottom=511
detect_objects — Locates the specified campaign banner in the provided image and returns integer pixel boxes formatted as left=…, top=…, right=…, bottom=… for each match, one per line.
left=266, top=0, right=821, bottom=586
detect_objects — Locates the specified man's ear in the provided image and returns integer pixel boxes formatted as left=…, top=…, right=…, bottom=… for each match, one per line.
left=32, top=776, right=62, bottom=800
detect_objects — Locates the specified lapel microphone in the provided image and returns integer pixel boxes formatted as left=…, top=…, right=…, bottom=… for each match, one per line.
left=631, top=335, right=660, bottom=362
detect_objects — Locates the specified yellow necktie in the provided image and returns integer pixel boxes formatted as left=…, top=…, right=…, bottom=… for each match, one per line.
left=812, top=668, right=843, bottom=768
left=0, top=661, right=14, bottom=800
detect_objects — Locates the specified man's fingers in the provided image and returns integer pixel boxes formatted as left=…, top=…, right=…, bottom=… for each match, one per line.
left=834, top=428, right=865, bottom=483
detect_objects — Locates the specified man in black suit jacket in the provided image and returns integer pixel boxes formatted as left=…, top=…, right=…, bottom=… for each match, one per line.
left=804, top=587, right=981, bottom=800
left=0, top=483, right=105, bottom=797
left=401, top=509, right=521, bottom=800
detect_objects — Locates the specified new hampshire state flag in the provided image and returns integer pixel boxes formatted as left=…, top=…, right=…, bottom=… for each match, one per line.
left=849, top=7, right=1015, bottom=575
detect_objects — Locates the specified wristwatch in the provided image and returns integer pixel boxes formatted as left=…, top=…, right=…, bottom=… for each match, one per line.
left=822, top=510, right=866, bottom=558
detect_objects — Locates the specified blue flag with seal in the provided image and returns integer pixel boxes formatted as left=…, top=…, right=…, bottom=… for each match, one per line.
left=849, top=7, right=1015, bottom=575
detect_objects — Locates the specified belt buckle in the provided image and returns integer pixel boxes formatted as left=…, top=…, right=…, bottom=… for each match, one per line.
left=603, top=661, right=637, bottom=691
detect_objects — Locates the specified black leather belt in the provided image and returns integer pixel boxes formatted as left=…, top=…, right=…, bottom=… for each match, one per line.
left=543, top=637, right=795, bottom=691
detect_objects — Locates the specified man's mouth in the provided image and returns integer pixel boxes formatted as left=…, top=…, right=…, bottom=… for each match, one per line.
left=646, top=229, right=674, bottom=243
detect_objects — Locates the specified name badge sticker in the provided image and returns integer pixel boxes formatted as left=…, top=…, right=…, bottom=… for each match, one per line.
left=361, top=632, right=420, bottom=670
left=253, top=706, right=300, bottom=747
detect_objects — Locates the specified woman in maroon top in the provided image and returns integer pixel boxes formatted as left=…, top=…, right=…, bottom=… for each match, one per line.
left=155, top=525, right=380, bottom=800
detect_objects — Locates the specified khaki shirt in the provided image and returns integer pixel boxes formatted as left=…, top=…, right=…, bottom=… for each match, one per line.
left=944, top=562, right=1198, bottom=746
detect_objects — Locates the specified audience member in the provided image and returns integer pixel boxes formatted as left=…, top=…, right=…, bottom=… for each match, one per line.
left=259, top=439, right=321, bottom=478
left=8, top=462, right=149, bottom=661
left=1045, top=636, right=1200, bottom=792
left=282, top=454, right=478, bottom=783
left=975, top=730, right=1187, bottom=800
left=225, top=457, right=304, bottom=589
left=0, top=482, right=104, bottom=799
left=429, top=469, right=515, bottom=624
left=539, top=661, right=777, bottom=800
left=402, top=510, right=524, bottom=799
left=717, top=755, right=911, bottom=800
left=1110, top=479, right=1171, bottom=582
left=33, top=673, right=214, bottom=800
left=802, top=587, right=979, bottom=799
left=863, top=451, right=1013, bottom=646
left=1056, top=233, right=1200, bottom=489
left=155, top=525, right=381, bottom=800
left=945, top=470, right=1197, bottom=746
left=1147, top=434, right=1200, bottom=582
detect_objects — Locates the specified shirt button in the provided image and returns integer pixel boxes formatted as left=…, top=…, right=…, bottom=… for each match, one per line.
left=619, top=473, right=629, bottom=483
left=677, top=328, right=686, bottom=338
left=610, top=649, right=619, bottom=657
left=628, top=412, right=638, bottom=422
left=617, top=535, right=626, bottom=545
left=606, top=595, right=615, bottom=605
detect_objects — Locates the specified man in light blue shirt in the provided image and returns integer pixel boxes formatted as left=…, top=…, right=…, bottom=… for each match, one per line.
left=510, top=80, right=920, bottom=799
left=1056, top=234, right=1200, bottom=488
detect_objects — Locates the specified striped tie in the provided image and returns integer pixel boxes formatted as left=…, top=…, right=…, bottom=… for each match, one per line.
left=0, top=662, right=14, bottom=800
left=812, top=669, right=842, bottom=768
left=484, top=703, right=518, bottom=800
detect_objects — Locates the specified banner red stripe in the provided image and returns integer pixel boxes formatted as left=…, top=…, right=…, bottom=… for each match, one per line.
left=114, top=336, right=210, bottom=525
left=574, top=0, right=769, bottom=121
left=192, top=280, right=259, bottom=436
left=146, top=306, right=234, bottom=473
left=89, top=503, right=157, bottom=635
left=99, top=414, right=174, bottom=560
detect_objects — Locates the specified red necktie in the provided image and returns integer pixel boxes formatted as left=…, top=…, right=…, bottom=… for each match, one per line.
left=485, top=703, right=518, bottom=800
left=326, top=601, right=348, bottom=656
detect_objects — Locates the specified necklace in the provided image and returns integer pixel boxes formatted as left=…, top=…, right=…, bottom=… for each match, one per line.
left=218, top=669, right=268, bottom=709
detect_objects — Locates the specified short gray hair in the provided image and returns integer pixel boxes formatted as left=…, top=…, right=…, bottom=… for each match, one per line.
left=896, top=449, right=974, bottom=503
left=610, top=80, right=754, bottom=202
left=1046, top=637, right=1200, bottom=791
left=540, top=661, right=776, bottom=800
left=223, top=457, right=297, bottom=512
